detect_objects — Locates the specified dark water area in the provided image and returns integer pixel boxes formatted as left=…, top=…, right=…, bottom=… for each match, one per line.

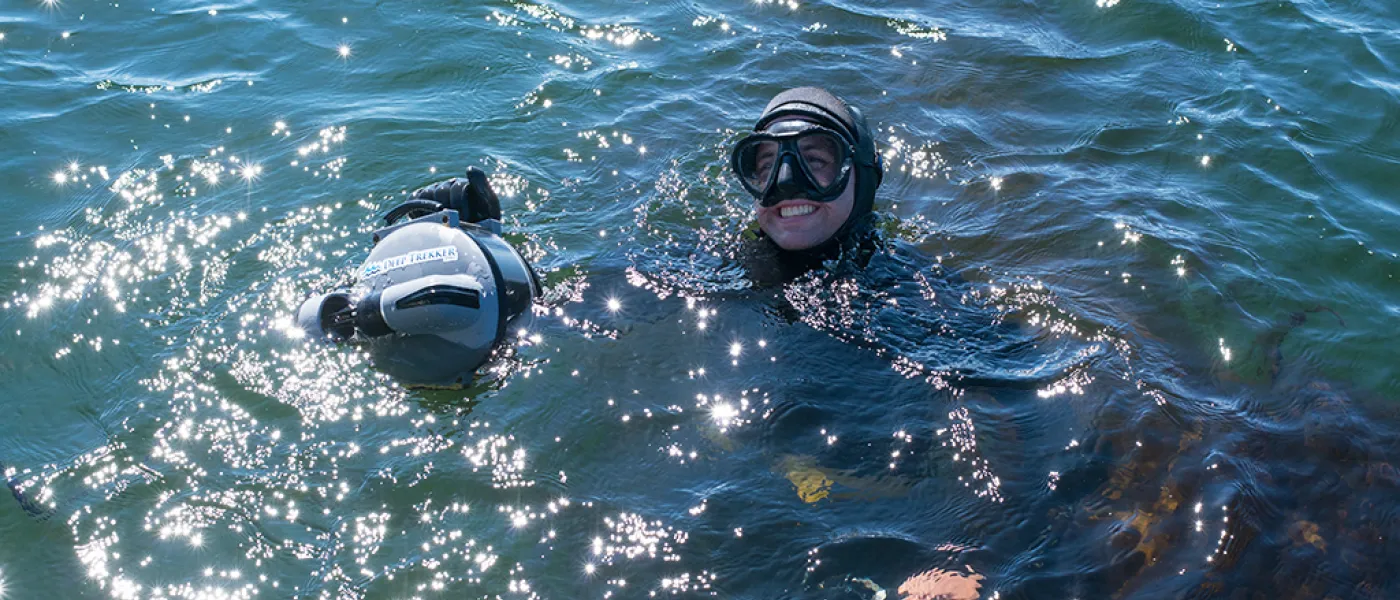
left=2, top=0, right=1398, bottom=598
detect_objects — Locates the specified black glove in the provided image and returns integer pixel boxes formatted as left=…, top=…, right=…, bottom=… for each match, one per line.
left=409, top=166, right=503, bottom=224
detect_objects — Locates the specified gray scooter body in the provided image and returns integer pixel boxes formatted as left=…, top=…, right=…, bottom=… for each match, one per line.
left=297, top=210, right=539, bottom=388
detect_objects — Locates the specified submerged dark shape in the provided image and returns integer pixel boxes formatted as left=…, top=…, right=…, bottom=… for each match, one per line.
left=1030, top=360, right=1400, bottom=600
left=3, top=460, right=50, bottom=519
left=1242, top=305, right=1347, bottom=382
left=296, top=168, right=541, bottom=388
left=802, top=533, right=936, bottom=590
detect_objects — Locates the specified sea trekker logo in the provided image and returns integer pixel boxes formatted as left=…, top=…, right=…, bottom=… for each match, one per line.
left=360, top=246, right=459, bottom=278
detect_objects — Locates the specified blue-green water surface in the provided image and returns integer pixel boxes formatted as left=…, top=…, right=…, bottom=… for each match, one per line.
left=1, top=0, right=1398, bottom=598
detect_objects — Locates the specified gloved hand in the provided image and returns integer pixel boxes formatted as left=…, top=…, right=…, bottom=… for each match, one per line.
left=410, top=166, right=503, bottom=224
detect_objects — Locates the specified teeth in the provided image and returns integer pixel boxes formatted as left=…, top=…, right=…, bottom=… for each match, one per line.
left=780, top=204, right=815, bottom=218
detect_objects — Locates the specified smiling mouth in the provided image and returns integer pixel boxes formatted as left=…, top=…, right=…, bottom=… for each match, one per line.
left=779, top=204, right=815, bottom=218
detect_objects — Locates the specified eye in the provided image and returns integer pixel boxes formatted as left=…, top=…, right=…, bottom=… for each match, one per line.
left=749, top=146, right=777, bottom=182
left=755, top=156, right=773, bottom=176
left=798, top=137, right=842, bottom=186
left=799, top=137, right=838, bottom=166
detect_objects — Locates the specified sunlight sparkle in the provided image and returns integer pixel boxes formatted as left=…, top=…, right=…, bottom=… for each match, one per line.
left=240, top=163, right=262, bottom=181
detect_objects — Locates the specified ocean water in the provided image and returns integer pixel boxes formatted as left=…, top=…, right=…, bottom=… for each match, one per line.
left=1, top=0, right=1398, bottom=598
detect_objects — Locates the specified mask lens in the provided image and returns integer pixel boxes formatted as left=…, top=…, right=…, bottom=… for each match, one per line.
left=797, top=131, right=845, bottom=188
left=736, top=139, right=780, bottom=190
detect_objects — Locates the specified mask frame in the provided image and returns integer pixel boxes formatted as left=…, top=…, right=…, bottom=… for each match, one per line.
left=731, top=122, right=856, bottom=208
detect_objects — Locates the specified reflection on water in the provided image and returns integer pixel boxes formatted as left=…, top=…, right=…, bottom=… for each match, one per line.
left=3, top=0, right=1399, bottom=597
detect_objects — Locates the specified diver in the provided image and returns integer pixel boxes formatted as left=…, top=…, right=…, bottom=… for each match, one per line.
left=721, top=90, right=1033, bottom=599
left=729, top=86, right=886, bottom=283
left=296, top=167, right=542, bottom=388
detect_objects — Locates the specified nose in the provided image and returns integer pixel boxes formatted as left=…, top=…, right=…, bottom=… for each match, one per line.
left=775, top=160, right=794, bottom=184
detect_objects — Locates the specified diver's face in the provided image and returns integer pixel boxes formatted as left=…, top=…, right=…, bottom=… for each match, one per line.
left=754, top=118, right=855, bottom=251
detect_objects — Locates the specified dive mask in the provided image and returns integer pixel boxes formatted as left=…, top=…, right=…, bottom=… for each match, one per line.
left=731, top=120, right=855, bottom=207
